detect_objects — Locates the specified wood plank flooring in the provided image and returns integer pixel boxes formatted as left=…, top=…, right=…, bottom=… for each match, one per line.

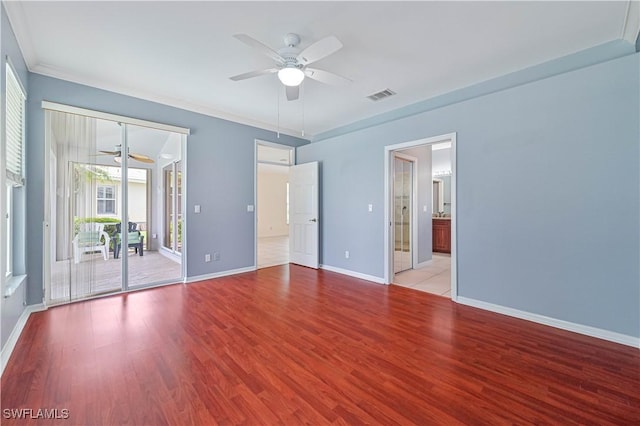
left=2, top=265, right=638, bottom=425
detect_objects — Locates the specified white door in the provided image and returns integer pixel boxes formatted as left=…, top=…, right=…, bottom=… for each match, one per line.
left=289, top=161, right=319, bottom=268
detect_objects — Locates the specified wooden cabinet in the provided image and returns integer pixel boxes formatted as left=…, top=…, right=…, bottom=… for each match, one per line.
left=432, top=219, right=451, bottom=253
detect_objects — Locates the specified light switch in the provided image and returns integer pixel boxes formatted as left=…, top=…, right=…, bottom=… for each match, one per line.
left=423, top=205, right=427, bottom=212
left=247, top=205, right=254, bottom=212
left=368, top=204, right=373, bottom=212
left=194, top=205, right=201, bottom=213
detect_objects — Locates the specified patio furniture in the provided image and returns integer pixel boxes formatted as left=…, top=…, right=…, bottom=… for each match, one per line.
left=114, top=222, right=144, bottom=259
left=72, top=222, right=111, bottom=263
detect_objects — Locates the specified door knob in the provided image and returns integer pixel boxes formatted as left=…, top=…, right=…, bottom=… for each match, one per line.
left=309, top=218, right=317, bottom=222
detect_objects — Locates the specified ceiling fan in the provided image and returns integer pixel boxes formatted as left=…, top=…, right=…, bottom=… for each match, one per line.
left=98, top=146, right=154, bottom=164
left=230, top=32, right=351, bottom=101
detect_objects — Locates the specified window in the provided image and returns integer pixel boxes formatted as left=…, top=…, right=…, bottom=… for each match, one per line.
left=6, top=62, right=25, bottom=186
left=97, top=185, right=116, bottom=215
left=5, top=62, right=25, bottom=284
left=5, top=187, right=12, bottom=277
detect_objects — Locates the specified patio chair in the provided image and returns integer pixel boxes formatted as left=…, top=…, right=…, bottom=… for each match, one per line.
left=72, top=222, right=111, bottom=263
left=114, top=222, right=144, bottom=259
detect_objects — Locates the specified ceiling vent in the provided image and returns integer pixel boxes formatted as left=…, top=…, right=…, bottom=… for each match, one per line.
left=367, top=89, right=396, bottom=101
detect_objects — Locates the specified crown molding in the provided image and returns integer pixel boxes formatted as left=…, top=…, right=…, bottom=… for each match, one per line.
left=3, top=1, right=307, bottom=139
left=31, top=63, right=306, bottom=139
left=2, top=0, right=38, bottom=68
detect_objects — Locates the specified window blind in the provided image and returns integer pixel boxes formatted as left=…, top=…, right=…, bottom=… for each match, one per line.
left=6, top=63, right=26, bottom=186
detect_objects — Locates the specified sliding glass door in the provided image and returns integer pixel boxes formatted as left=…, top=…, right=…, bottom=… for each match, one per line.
left=47, top=112, right=123, bottom=302
left=126, top=125, right=182, bottom=289
left=44, top=108, right=185, bottom=305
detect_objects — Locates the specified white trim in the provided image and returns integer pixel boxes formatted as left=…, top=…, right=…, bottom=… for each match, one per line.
left=254, top=140, right=295, bottom=271
left=320, top=264, right=385, bottom=285
left=450, top=133, right=457, bottom=301
left=457, top=297, right=640, bottom=349
left=1, top=304, right=47, bottom=377
left=2, top=1, right=39, bottom=70
left=41, top=101, right=191, bottom=135
left=383, top=132, right=457, bottom=301
left=3, top=274, right=26, bottom=299
left=184, top=266, right=256, bottom=284
left=33, top=66, right=305, bottom=138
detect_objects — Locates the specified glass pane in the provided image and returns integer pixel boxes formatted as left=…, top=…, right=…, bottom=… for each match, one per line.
left=48, top=112, right=122, bottom=304
left=126, top=124, right=182, bottom=289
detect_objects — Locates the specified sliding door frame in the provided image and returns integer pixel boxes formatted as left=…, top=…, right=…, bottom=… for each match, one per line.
left=42, top=102, right=190, bottom=305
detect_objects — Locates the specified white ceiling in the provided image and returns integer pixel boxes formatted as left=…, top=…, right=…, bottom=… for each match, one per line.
left=6, top=1, right=638, bottom=138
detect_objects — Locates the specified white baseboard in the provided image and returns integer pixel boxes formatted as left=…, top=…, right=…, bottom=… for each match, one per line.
left=185, top=266, right=256, bottom=284
left=1, top=303, right=47, bottom=376
left=457, top=297, right=639, bottom=348
left=320, top=264, right=386, bottom=285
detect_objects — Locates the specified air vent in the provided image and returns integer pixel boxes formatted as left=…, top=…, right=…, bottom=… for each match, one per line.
left=367, top=89, right=396, bottom=101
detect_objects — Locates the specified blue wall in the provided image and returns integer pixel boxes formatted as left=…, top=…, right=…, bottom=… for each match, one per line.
left=1, top=4, right=29, bottom=350
left=26, top=75, right=308, bottom=305
left=298, top=53, right=640, bottom=338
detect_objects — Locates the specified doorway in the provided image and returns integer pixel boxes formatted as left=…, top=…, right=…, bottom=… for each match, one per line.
left=43, top=103, right=188, bottom=305
left=255, top=140, right=295, bottom=269
left=384, top=133, right=457, bottom=300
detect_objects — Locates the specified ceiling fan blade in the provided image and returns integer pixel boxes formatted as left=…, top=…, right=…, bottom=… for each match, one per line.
left=297, top=36, right=343, bottom=66
left=285, top=85, right=299, bottom=101
left=233, top=34, right=285, bottom=64
left=230, top=68, right=278, bottom=81
left=129, top=153, right=154, bottom=163
left=98, top=150, right=121, bottom=155
left=305, top=68, right=352, bottom=86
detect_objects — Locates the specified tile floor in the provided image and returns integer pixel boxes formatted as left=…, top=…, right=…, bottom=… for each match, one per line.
left=393, top=253, right=451, bottom=297
left=258, top=235, right=289, bottom=268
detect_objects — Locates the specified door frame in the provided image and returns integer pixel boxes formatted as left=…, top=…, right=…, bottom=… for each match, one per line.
left=42, top=102, right=190, bottom=306
left=253, top=139, right=296, bottom=269
left=383, top=132, right=457, bottom=300
left=391, top=151, right=419, bottom=273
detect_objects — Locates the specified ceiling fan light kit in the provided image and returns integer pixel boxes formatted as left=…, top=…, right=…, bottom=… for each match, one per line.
left=230, top=32, right=351, bottom=101
left=278, top=67, right=305, bottom=86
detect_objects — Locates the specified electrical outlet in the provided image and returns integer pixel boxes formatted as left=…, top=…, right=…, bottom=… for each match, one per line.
left=205, top=253, right=211, bottom=262
left=368, top=204, right=373, bottom=212
left=213, top=252, right=221, bottom=261
left=345, top=250, right=350, bottom=259
left=194, top=204, right=201, bottom=214
left=152, top=233, right=157, bottom=239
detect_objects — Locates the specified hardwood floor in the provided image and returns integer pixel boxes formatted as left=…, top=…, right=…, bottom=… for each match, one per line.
left=2, top=265, right=638, bottom=425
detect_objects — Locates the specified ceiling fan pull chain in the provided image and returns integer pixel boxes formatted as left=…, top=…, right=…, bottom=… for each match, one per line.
left=301, top=84, right=305, bottom=137
left=277, top=84, right=280, bottom=138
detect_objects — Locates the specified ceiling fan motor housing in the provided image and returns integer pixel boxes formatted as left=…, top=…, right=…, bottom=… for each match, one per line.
left=283, top=33, right=301, bottom=48
left=278, top=47, right=303, bottom=69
